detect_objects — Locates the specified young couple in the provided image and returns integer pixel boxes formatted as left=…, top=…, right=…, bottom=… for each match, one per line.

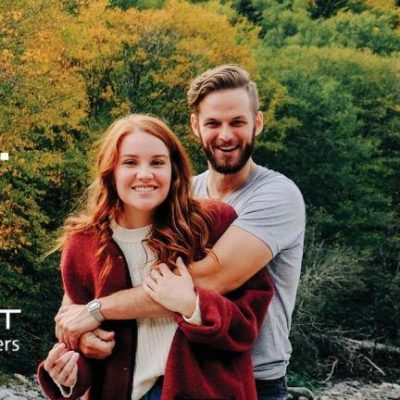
left=38, top=65, right=305, bottom=400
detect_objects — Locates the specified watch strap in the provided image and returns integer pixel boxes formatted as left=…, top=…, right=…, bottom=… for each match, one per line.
left=87, top=299, right=105, bottom=322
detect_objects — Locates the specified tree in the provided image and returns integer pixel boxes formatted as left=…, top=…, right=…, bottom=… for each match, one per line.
left=0, top=0, right=259, bottom=373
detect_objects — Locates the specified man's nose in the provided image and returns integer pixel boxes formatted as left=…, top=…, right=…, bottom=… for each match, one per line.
left=218, top=125, right=234, bottom=142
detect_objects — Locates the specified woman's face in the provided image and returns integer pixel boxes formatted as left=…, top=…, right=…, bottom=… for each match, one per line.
left=114, top=130, right=172, bottom=228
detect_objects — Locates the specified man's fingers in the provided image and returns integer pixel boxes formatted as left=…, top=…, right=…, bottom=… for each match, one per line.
left=57, top=305, right=70, bottom=315
left=94, top=328, right=115, bottom=341
left=79, top=331, right=115, bottom=359
left=70, top=332, right=80, bottom=350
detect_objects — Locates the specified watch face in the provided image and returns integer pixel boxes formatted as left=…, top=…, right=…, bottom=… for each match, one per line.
left=88, top=300, right=99, bottom=311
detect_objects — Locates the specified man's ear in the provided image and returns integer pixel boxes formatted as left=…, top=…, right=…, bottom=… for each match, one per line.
left=255, top=111, right=264, bottom=136
left=190, top=113, right=200, bottom=138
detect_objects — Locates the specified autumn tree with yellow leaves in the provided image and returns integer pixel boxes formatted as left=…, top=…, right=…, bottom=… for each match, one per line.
left=0, top=0, right=258, bottom=372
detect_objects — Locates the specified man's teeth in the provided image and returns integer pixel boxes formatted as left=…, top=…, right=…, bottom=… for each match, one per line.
left=133, top=186, right=156, bottom=192
left=218, top=146, right=237, bottom=152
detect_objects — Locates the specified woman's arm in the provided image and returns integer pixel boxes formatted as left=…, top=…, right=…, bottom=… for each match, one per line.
left=37, top=343, right=93, bottom=400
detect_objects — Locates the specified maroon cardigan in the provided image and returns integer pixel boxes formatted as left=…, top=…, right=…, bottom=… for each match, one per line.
left=38, top=200, right=274, bottom=400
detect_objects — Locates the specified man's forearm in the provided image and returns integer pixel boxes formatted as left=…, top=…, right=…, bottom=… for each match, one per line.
left=191, top=226, right=272, bottom=294
left=100, top=284, right=173, bottom=319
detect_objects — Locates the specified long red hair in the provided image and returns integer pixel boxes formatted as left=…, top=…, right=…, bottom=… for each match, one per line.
left=54, top=114, right=213, bottom=284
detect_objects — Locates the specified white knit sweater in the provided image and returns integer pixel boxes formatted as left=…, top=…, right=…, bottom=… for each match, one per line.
left=110, top=221, right=201, bottom=400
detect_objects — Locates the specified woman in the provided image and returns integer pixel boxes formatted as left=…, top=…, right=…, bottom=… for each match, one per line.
left=38, top=114, right=273, bottom=400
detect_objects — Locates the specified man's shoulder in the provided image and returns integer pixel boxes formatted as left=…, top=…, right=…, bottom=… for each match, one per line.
left=192, top=170, right=208, bottom=184
left=247, top=165, right=303, bottom=200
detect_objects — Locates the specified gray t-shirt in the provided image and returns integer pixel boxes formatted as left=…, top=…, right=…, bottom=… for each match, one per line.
left=192, top=165, right=305, bottom=380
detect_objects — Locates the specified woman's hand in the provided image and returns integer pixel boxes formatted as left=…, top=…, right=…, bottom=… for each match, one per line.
left=143, top=257, right=197, bottom=317
left=43, top=343, right=79, bottom=387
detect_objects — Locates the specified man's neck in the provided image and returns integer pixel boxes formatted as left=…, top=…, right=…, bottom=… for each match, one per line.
left=207, top=160, right=255, bottom=201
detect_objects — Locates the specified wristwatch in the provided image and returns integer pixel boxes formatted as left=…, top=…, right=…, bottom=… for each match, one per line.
left=87, top=299, right=105, bottom=323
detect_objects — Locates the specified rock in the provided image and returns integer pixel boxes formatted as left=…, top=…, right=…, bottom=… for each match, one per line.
left=289, top=386, right=314, bottom=399
left=347, top=380, right=361, bottom=388
left=0, top=375, right=45, bottom=400
left=12, top=375, right=28, bottom=386
left=0, top=389, right=24, bottom=400
left=316, top=379, right=400, bottom=400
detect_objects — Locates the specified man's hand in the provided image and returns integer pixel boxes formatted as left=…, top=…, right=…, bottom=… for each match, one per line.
left=79, top=328, right=115, bottom=359
left=55, top=304, right=100, bottom=350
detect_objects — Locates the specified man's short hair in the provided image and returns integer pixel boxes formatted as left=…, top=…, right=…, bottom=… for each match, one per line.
left=187, top=65, right=259, bottom=115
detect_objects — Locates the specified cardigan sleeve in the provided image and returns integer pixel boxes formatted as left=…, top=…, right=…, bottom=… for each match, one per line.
left=60, top=232, right=95, bottom=304
left=37, top=233, right=96, bottom=399
left=37, top=353, right=93, bottom=400
left=175, top=269, right=273, bottom=352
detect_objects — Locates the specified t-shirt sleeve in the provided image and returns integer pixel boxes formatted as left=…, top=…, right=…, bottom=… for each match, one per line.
left=232, top=180, right=305, bottom=257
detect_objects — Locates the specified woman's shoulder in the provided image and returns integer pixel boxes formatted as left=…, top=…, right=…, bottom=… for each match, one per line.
left=198, top=199, right=237, bottom=221
left=197, top=199, right=237, bottom=242
left=62, top=229, right=99, bottom=254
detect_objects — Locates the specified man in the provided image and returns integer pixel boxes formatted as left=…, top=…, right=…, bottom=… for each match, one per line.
left=55, top=65, right=305, bottom=400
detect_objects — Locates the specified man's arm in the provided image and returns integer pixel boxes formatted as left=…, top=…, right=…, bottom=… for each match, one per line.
left=191, top=226, right=272, bottom=293
left=56, top=227, right=271, bottom=348
left=103, top=226, right=271, bottom=315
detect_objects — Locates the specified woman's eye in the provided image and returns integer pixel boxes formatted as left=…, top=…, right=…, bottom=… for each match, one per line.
left=123, top=160, right=137, bottom=165
left=152, top=160, right=165, bottom=166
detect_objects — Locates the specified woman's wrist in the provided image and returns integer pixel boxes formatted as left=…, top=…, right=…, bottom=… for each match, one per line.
left=180, top=291, right=197, bottom=318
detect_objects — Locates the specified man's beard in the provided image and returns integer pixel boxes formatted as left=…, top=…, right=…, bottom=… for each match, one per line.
left=200, top=130, right=255, bottom=174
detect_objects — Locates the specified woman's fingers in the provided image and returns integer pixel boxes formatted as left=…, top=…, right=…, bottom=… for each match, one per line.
left=55, top=352, right=79, bottom=386
left=43, top=343, right=66, bottom=372
left=64, top=364, right=78, bottom=387
left=44, top=343, right=79, bottom=386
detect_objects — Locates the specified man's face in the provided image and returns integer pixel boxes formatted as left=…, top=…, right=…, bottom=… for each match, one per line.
left=191, top=88, right=263, bottom=174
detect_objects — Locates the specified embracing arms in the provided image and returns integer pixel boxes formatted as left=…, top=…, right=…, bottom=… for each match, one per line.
left=56, top=225, right=272, bottom=349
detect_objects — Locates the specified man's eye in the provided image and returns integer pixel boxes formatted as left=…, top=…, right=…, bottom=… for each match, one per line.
left=232, top=121, right=245, bottom=126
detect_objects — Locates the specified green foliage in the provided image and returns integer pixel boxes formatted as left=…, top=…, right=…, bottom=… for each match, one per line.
left=308, top=0, right=366, bottom=19
left=254, top=45, right=400, bottom=363
left=257, top=46, right=399, bottom=249
left=238, top=0, right=400, bottom=55
left=0, top=0, right=258, bottom=373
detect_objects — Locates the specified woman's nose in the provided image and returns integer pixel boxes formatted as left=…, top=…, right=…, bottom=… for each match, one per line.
left=136, top=166, right=153, bottom=180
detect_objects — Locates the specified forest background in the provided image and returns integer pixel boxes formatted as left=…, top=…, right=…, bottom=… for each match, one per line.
left=0, top=0, right=399, bottom=388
